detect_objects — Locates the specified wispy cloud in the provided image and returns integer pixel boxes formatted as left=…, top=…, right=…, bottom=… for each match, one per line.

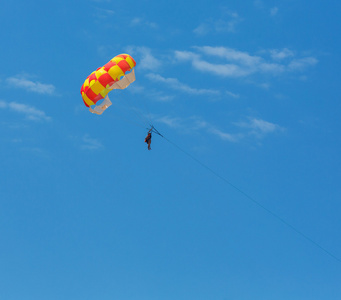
left=235, top=118, right=285, bottom=138
left=156, top=115, right=212, bottom=135
left=148, top=90, right=175, bottom=102
left=146, top=73, right=220, bottom=96
left=194, top=10, right=243, bottom=35
left=81, top=135, right=104, bottom=150
left=207, top=126, right=241, bottom=142
left=95, top=7, right=115, bottom=17
left=288, top=57, right=318, bottom=71
left=126, top=46, right=161, bottom=71
left=175, top=46, right=318, bottom=79
left=270, top=7, right=279, bottom=16
left=0, top=100, right=51, bottom=121
left=127, top=83, right=175, bottom=102
left=156, top=115, right=183, bottom=128
left=92, top=8, right=115, bottom=26
left=254, top=0, right=264, bottom=9
left=6, top=75, right=56, bottom=95
left=156, top=115, right=283, bottom=143
left=226, top=90, right=240, bottom=98
left=254, top=1, right=279, bottom=17
left=269, top=48, right=294, bottom=60
left=193, top=23, right=210, bottom=36
left=130, top=17, right=158, bottom=29
left=0, top=101, right=6, bottom=109
left=155, top=115, right=241, bottom=141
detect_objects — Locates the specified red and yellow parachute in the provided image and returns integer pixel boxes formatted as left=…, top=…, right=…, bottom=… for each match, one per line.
left=80, top=54, right=136, bottom=115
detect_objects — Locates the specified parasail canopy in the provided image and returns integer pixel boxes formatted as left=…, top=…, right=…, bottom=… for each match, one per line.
left=80, top=54, right=136, bottom=115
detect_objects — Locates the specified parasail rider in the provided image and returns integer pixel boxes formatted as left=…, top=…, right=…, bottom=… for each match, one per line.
left=144, top=129, right=152, bottom=150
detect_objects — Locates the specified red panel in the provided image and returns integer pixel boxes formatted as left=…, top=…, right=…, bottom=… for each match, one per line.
left=117, top=60, right=131, bottom=73
left=88, top=72, right=97, bottom=83
left=85, top=88, right=98, bottom=102
left=81, top=85, right=90, bottom=94
left=98, top=73, right=115, bottom=87
left=93, top=93, right=104, bottom=103
left=117, top=54, right=128, bottom=59
left=103, top=61, right=116, bottom=71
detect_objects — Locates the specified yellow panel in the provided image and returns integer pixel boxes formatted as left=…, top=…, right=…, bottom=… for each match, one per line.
left=83, top=78, right=90, bottom=88
left=108, top=65, right=124, bottom=80
left=91, top=80, right=105, bottom=95
left=125, top=56, right=135, bottom=69
left=100, top=88, right=110, bottom=98
left=111, top=56, right=124, bottom=64
left=95, top=67, right=107, bottom=79
left=82, top=93, right=95, bottom=107
left=89, top=79, right=96, bottom=87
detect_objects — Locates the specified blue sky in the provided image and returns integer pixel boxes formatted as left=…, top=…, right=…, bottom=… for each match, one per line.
left=1, top=0, right=341, bottom=299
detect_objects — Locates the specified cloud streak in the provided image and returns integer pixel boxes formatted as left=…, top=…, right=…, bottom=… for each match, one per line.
left=156, top=115, right=283, bottom=143
left=175, top=46, right=318, bottom=79
left=81, top=135, right=104, bottom=150
left=6, top=76, right=56, bottom=95
left=146, top=73, right=220, bottom=96
left=130, top=17, right=158, bottom=29
left=126, top=46, right=161, bottom=71
left=270, top=7, right=279, bottom=16
left=234, top=118, right=285, bottom=138
left=194, top=10, right=243, bottom=35
left=0, top=100, right=51, bottom=121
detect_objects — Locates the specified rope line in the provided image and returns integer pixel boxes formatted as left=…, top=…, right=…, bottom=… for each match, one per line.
left=160, top=133, right=341, bottom=263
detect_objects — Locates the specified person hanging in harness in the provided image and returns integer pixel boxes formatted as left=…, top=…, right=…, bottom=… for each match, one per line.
left=144, top=128, right=152, bottom=150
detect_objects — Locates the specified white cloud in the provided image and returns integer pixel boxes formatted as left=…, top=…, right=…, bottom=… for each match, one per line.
left=0, top=100, right=6, bottom=108
left=226, top=91, right=240, bottom=98
left=6, top=76, right=56, bottom=95
left=249, top=118, right=279, bottom=133
left=126, top=46, right=161, bottom=71
left=128, top=83, right=175, bottom=102
left=148, top=91, right=175, bottom=102
left=175, top=50, right=196, bottom=61
left=194, top=10, right=242, bottom=36
left=146, top=73, right=220, bottom=96
left=270, top=7, right=279, bottom=16
left=197, top=46, right=261, bottom=66
left=215, top=14, right=242, bottom=33
left=208, top=127, right=240, bottom=142
left=193, top=23, right=210, bottom=36
left=270, top=48, right=294, bottom=60
left=81, top=135, right=103, bottom=150
left=0, top=100, right=51, bottom=121
left=196, top=60, right=251, bottom=77
left=156, top=115, right=240, bottom=142
left=254, top=0, right=264, bottom=9
left=155, top=116, right=182, bottom=128
left=288, top=57, right=318, bottom=71
left=175, top=46, right=318, bottom=79
left=130, top=17, right=158, bottom=29
left=235, top=118, right=284, bottom=138
left=156, top=114, right=283, bottom=143
left=95, top=7, right=115, bottom=16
